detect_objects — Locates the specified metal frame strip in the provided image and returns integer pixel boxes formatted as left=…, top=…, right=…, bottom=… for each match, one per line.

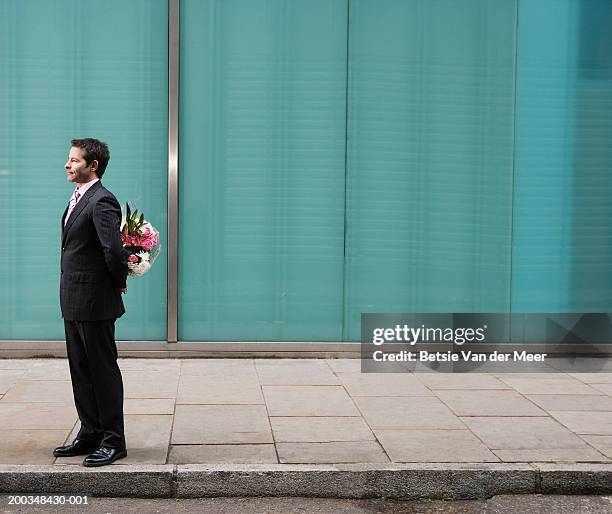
left=167, top=0, right=180, bottom=343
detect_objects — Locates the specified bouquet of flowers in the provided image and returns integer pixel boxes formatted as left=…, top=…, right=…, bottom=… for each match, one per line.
left=120, top=203, right=161, bottom=276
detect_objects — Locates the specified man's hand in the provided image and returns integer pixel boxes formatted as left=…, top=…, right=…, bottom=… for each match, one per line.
left=119, top=287, right=127, bottom=294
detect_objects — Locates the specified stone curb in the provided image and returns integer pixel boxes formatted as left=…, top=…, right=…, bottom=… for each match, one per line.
left=537, top=464, right=612, bottom=495
left=0, top=465, right=174, bottom=498
left=176, top=463, right=535, bottom=500
left=1, top=463, right=612, bottom=499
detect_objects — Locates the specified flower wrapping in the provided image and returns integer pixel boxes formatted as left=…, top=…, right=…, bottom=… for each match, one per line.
left=120, top=203, right=161, bottom=276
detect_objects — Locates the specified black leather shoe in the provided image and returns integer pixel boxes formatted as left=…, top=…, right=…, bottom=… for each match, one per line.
left=83, top=446, right=127, bottom=467
left=53, top=438, right=102, bottom=458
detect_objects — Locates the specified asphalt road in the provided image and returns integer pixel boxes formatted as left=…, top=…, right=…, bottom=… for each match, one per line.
left=2, top=495, right=612, bottom=513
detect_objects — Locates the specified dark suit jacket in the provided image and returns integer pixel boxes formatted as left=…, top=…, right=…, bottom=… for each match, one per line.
left=60, top=180, right=128, bottom=321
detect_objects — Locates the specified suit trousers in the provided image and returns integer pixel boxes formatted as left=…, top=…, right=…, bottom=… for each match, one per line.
left=63, top=318, right=126, bottom=450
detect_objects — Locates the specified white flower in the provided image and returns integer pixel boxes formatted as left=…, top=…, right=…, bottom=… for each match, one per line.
left=136, top=251, right=150, bottom=262
left=128, top=260, right=152, bottom=276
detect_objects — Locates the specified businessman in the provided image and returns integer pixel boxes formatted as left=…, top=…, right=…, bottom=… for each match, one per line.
left=54, top=138, right=129, bottom=466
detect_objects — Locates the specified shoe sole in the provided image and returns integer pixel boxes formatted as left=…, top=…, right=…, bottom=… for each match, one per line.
left=53, top=447, right=100, bottom=458
left=54, top=451, right=97, bottom=458
left=82, top=451, right=127, bottom=467
left=53, top=440, right=104, bottom=458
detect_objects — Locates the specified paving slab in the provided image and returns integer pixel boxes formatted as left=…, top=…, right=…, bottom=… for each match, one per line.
left=256, top=361, right=339, bottom=385
left=525, top=394, right=612, bottom=412
left=124, top=398, right=175, bottom=415
left=546, top=358, right=612, bottom=372
left=416, top=373, right=509, bottom=390
left=0, top=430, right=69, bottom=464
left=494, top=372, right=564, bottom=380
left=326, top=359, right=362, bottom=373
left=591, top=383, right=612, bottom=396
left=355, top=396, right=464, bottom=430
left=1, top=380, right=73, bottom=403
left=0, top=370, right=26, bottom=394
left=122, top=415, right=174, bottom=464
left=462, top=417, right=591, bottom=450
left=498, top=377, right=601, bottom=395
left=0, top=403, right=76, bottom=430
left=65, top=419, right=80, bottom=440
left=336, top=372, right=432, bottom=396
left=122, top=370, right=180, bottom=399
left=434, top=390, right=545, bottom=417
left=180, top=359, right=257, bottom=377
left=568, top=373, right=612, bottom=384
left=270, top=417, right=375, bottom=443
left=493, top=448, right=609, bottom=463
left=20, top=361, right=71, bottom=380
left=0, top=359, right=35, bottom=370
left=172, top=404, right=272, bottom=444
left=177, top=375, right=264, bottom=404
left=168, top=444, right=278, bottom=464
left=549, top=411, right=612, bottom=435
left=263, top=386, right=359, bottom=417
left=374, top=429, right=499, bottom=463
left=276, top=442, right=389, bottom=464
left=119, top=359, right=182, bottom=372
left=580, top=436, right=612, bottom=459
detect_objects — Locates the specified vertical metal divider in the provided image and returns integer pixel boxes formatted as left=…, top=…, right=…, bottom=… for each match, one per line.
left=167, top=0, right=179, bottom=343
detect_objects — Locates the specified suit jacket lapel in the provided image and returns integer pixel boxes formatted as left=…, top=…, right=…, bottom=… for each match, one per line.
left=62, top=181, right=102, bottom=244
left=61, top=205, right=69, bottom=233
left=62, top=204, right=70, bottom=239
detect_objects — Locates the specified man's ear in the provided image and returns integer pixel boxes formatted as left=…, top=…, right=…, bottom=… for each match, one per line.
left=87, top=160, right=100, bottom=180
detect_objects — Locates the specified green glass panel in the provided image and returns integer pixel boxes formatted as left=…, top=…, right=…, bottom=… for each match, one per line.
left=512, top=0, right=612, bottom=312
left=0, top=0, right=168, bottom=340
left=344, top=0, right=517, bottom=340
left=179, top=0, right=348, bottom=341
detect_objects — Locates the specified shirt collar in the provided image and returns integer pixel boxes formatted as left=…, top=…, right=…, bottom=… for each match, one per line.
left=72, top=178, right=100, bottom=199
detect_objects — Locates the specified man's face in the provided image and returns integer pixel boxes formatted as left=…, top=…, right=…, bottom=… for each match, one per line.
left=65, top=147, right=97, bottom=185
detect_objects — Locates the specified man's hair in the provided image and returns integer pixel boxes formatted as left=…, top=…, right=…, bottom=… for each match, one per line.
left=71, top=138, right=110, bottom=178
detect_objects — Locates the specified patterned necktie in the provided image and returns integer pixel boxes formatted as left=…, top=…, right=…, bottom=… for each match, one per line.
left=64, top=190, right=81, bottom=226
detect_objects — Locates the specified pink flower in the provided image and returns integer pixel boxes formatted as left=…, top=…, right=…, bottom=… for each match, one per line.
left=128, top=254, right=139, bottom=263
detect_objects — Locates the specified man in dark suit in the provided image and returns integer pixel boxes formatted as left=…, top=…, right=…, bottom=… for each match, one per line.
left=54, top=138, right=129, bottom=467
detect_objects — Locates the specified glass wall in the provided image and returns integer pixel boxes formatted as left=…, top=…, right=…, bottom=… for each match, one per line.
left=0, top=0, right=168, bottom=340
left=179, top=0, right=348, bottom=341
left=344, top=0, right=517, bottom=340
left=512, top=0, right=612, bottom=312
left=2, top=0, right=611, bottom=343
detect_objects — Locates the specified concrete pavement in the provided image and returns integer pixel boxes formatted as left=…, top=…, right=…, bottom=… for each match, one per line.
left=1, top=357, right=612, bottom=498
